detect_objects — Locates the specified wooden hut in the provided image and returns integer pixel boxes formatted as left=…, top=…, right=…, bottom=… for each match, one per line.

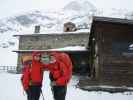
left=79, top=16, right=133, bottom=91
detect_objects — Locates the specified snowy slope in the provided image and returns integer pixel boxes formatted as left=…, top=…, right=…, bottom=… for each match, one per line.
left=63, top=0, right=96, bottom=14
left=0, top=72, right=133, bottom=100
left=0, top=0, right=96, bottom=49
left=0, top=0, right=96, bottom=35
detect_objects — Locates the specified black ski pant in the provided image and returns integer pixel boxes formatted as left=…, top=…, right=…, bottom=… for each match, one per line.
left=26, top=85, right=41, bottom=100
left=51, top=85, right=67, bottom=100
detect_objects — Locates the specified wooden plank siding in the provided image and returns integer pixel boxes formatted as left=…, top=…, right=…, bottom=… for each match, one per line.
left=88, top=16, right=133, bottom=87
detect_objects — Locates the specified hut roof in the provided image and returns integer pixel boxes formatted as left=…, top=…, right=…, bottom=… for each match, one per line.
left=92, top=16, right=133, bottom=25
left=13, top=30, right=89, bottom=37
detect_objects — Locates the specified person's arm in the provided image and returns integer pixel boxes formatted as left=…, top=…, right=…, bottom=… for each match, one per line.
left=21, top=66, right=30, bottom=91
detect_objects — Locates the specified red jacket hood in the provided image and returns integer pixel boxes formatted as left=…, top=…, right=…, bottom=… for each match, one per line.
left=32, top=51, right=42, bottom=60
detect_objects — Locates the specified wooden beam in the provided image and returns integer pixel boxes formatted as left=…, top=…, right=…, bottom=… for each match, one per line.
left=12, top=49, right=90, bottom=53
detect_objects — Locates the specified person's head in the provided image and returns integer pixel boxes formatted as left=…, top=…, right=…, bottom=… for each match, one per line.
left=49, top=51, right=62, bottom=62
left=49, top=51, right=60, bottom=57
left=32, top=51, right=42, bottom=61
left=41, top=52, right=56, bottom=63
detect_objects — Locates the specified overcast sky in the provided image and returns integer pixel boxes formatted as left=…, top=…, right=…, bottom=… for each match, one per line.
left=0, top=0, right=133, bottom=18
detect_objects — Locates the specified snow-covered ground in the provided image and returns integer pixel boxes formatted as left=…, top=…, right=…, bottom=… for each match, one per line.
left=0, top=71, right=133, bottom=100
left=0, top=47, right=18, bottom=66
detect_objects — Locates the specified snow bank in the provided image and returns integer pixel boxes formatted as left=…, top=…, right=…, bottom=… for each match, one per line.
left=0, top=72, right=133, bottom=100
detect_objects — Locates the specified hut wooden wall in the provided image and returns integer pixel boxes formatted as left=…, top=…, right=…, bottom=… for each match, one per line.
left=94, top=22, right=133, bottom=86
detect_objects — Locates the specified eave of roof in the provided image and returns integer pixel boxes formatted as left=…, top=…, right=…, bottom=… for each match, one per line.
left=13, top=31, right=89, bottom=37
left=92, top=16, right=133, bottom=25
left=12, top=49, right=89, bottom=53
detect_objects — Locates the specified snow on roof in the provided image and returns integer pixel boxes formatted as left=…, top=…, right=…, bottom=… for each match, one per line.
left=13, top=46, right=88, bottom=53
left=14, top=29, right=89, bottom=36
left=48, top=46, right=87, bottom=51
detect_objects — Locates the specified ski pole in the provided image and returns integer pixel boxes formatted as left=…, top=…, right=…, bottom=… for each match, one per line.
left=41, top=89, right=45, bottom=100
left=23, top=90, right=26, bottom=96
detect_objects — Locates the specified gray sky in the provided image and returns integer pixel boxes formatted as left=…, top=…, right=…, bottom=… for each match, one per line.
left=90, top=0, right=133, bottom=10
left=0, top=0, right=133, bottom=18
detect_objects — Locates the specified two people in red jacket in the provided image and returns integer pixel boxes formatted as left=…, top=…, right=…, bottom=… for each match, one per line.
left=21, top=51, right=72, bottom=100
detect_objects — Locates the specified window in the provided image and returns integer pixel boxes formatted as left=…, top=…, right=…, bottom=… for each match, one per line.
left=112, top=42, right=133, bottom=57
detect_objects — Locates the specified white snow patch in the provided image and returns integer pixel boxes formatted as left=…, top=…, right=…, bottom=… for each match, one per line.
left=15, top=28, right=89, bottom=36
left=0, top=47, right=18, bottom=66
left=0, top=72, right=133, bottom=100
left=49, top=46, right=87, bottom=51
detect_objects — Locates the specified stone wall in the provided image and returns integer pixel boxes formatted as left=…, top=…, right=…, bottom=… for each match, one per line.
left=19, top=33, right=89, bottom=50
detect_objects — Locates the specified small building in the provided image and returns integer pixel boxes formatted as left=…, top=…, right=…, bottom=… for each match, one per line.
left=79, top=16, right=133, bottom=92
left=64, top=22, right=77, bottom=32
left=13, top=30, right=90, bottom=74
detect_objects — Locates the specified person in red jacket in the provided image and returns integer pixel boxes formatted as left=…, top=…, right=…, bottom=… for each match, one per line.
left=21, top=51, right=45, bottom=100
left=45, top=51, right=72, bottom=100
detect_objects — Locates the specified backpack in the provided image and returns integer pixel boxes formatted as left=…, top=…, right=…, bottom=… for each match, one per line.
left=57, top=52, right=73, bottom=83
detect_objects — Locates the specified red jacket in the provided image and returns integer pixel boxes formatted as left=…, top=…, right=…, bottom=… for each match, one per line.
left=47, top=52, right=73, bottom=86
left=21, top=52, right=45, bottom=90
left=21, top=64, right=31, bottom=90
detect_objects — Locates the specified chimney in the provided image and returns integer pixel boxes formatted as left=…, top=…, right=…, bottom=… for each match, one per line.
left=34, top=25, right=40, bottom=33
